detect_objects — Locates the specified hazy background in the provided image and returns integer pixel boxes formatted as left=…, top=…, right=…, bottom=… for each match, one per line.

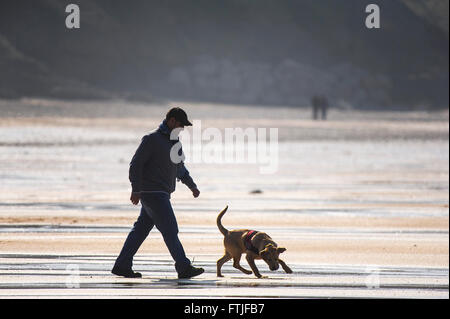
left=0, top=0, right=448, bottom=110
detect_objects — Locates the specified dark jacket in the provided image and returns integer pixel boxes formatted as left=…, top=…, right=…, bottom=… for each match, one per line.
left=129, top=120, right=197, bottom=194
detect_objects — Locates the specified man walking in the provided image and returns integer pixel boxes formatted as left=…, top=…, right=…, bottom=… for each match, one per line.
left=112, top=107, right=204, bottom=279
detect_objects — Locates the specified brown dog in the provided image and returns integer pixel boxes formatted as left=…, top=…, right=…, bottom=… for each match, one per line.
left=216, top=206, right=293, bottom=278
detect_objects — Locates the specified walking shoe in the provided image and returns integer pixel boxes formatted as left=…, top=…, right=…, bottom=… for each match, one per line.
left=111, top=266, right=142, bottom=278
left=178, top=265, right=205, bottom=279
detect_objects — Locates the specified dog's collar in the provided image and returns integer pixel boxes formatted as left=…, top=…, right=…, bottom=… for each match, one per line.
left=244, top=230, right=259, bottom=254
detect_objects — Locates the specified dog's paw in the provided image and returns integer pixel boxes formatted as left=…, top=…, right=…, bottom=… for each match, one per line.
left=284, top=267, right=293, bottom=274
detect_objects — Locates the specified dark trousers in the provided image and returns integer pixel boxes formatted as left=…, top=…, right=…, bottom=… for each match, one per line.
left=114, top=192, right=191, bottom=274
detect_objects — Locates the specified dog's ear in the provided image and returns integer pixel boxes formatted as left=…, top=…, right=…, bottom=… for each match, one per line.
left=277, top=247, right=286, bottom=254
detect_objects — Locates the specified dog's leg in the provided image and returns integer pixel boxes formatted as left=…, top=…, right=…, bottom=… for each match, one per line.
left=245, top=253, right=264, bottom=278
left=217, top=252, right=232, bottom=277
left=278, top=259, right=293, bottom=274
left=232, top=254, right=253, bottom=275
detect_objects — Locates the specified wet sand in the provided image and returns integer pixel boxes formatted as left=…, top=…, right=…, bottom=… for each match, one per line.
left=0, top=253, right=448, bottom=299
left=0, top=99, right=448, bottom=298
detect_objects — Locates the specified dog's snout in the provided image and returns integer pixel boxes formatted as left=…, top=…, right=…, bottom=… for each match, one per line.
left=270, top=265, right=279, bottom=271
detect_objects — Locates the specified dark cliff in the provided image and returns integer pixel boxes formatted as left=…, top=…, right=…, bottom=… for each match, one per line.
left=0, top=0, right=448, bottom=109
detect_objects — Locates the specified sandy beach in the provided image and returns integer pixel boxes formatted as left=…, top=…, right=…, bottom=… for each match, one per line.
left=0, top=98, right=448, bottom=298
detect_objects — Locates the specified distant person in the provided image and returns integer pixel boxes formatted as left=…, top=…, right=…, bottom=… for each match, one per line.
left=311, top=94, right=329, bottom=120
left=312, top=95, right=320, bottom=120
left=320, top=95, right=329, bottom=120
left=112, top=107, right=204, bottom=279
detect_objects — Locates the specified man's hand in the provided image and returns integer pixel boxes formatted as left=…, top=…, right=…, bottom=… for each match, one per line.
left=192, top=188, right=200, bottom=198
left=130, top=192, right=140, bottom=205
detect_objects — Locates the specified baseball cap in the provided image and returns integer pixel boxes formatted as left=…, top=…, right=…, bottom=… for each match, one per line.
left=166, top=107, right=193, bottom=126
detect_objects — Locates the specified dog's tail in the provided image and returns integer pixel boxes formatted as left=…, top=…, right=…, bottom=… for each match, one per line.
left=216, top=205, right=229, bottom=236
